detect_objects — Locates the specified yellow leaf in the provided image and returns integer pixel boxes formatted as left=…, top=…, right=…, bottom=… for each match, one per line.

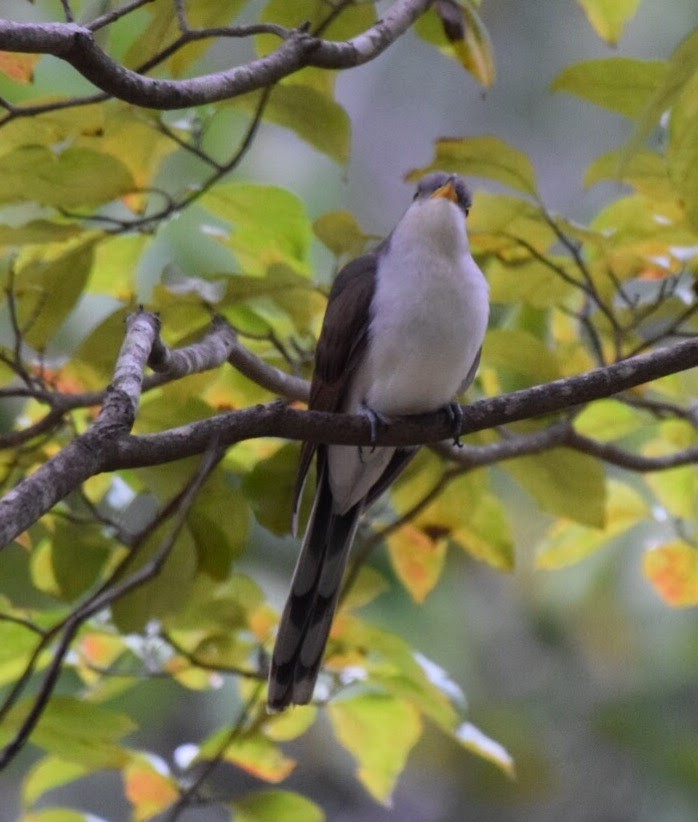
left=263, top=706, right=317, bottom=742
left=576, top=0, right=641, bottom=45
left=643, top=542, right=698, bottom=607
left=408, top=136, right=538, bottom=195
left=387, top=525, right=447, bottom=603
left=215, top=733, right=295, bottom=783
left=328, top=694, right=422, bottom=804
left=233, top=790, right=325, bottom=822
left=536, top=479, right=647, bottom=569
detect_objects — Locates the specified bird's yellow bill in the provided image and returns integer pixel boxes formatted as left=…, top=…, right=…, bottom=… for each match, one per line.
left=430, top=179, right=458, bottom=203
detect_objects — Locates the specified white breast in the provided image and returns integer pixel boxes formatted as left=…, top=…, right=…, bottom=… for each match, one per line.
left=327, top=196, right=489, bottom=513
left=362, top=197, right=489, bottom=414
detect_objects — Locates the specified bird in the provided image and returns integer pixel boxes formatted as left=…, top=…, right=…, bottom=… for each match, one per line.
left=268, top=172, right=489, bottom=711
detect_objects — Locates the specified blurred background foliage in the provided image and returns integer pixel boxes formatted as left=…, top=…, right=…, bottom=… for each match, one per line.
left=0, top=1, right=697, bottom=820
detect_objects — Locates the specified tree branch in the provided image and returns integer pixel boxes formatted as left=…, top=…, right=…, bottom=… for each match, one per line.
left=1, top=317, right=696, bottom=549
left=0, top=0, right=433, bottom=110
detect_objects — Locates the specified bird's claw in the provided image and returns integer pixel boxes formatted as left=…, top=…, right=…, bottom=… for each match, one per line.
left=444, top=402, right=464, bottom=447
left=359, top=402, right=389, bottom=459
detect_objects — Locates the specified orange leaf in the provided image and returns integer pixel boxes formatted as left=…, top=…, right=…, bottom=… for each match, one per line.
left=643, top=542, right=698, bottom=607
left=0, top=51, right=39, bottom=83
left=79, top=632, right=124, bottom=667
left=125, top=760, right=178, bottom=820
left=218, top=735, right=296, bottom=783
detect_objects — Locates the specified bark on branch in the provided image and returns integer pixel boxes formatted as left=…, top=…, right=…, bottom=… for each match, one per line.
left=0, top=0, right=433, bottom=109
left=1, top=308, right=696, bottom=549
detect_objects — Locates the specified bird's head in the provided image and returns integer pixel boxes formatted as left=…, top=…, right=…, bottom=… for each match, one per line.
left=413, top=172, right=472, bottom=216
left=397, top=172, right=473, bottom=255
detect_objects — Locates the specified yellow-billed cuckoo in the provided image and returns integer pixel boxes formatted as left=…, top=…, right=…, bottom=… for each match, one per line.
left=268, top=173, right=489, bottom=710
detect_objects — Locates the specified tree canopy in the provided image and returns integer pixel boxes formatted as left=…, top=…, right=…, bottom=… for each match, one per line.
left=0, top=1, right=696, bottom=820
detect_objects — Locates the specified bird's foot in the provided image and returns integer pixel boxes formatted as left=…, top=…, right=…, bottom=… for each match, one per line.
left=443, top=401, right=464, bottom=447
left=358, top=402, right=389, bottom=459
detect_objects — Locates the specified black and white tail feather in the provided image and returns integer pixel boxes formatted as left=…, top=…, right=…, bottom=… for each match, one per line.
left=267, top=467, right=363, bottom=711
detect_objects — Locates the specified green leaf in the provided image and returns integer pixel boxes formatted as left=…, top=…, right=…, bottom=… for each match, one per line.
left=220, top=263, right=325, bottom=334
left=259, top=0, right=375, bottom=42
left=257, top=0, right=376, bottom=91
left=13, top=234, right=101, bottom=349
left=468, top=192, right=549, bottom=244
left=242, top=443, right=298, bottom=536
left=0, top=104, right=105, bottom=157
left=487, top=256, right=574, bottom=309
left=408, top=136, right=538, bottom=195
left=23, top=756, right=91, bottom=808
left=452, top=490, right=515, bottom=571
left=202, top=183, right=313, bottom=276
left=0, top=221, right=83, bottom=247
left=166, top=573, right=264, bottom=633
left=0, top=696, right=134, bottom=768
left=230, top=83, right=351, bottom=165
left=668, top=72, right=698, bottom=232
left=573, top=399, right=645, bottom=441
left=188, top=479, right=251, bottom=579
left=328, top=693, right=422, bottom=804
left=624, top=28, right=698, bottom=161
left=506, top=448, right=607, bottom=527
left=233, top=790, right=324, bottom=822
left=644, top=421, right=698, bottom=520
left=63, top=307, right=130, bottom=389
left=536, top=479, right=647, bottom=569
left=49, top=520, right=113, bottom=601
left=125, top=0, right=248, bottom=74
left=340, top=565, right=390, bottom=611
left=0, top=616, right=49, bottom=687
left=552, top=58, right=668, bottom=117
left=585, top=148, right=675, bottom=201
left=0, top=146, right=135, bottom=208
left=88, top=233, right=147, bottom=299
left=23, top=810, right=91, bottom=822
left=576, top=0, right=641, bottom=46
left=313, top=210, right=371, bottom=258
left=111, top=523, right=198, bottom=633
left=482, top=329, right=561, bottom=383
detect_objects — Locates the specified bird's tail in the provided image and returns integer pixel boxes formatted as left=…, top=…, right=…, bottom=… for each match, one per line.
left=268, top=469, right=361, bottom=711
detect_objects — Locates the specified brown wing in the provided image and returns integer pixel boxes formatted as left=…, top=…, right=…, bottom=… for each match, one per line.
left=291, top=250, right=380, bottom=530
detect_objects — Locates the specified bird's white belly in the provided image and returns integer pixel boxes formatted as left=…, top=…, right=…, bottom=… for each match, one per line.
left=362, top=251, right=487, bottom=415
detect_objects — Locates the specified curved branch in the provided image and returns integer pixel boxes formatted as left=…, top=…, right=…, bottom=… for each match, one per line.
left=436, top=421, right=698, bottom=472
left=0, top=0, right=433, bottom=110
left=1, top=331, right=697, bottom=550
